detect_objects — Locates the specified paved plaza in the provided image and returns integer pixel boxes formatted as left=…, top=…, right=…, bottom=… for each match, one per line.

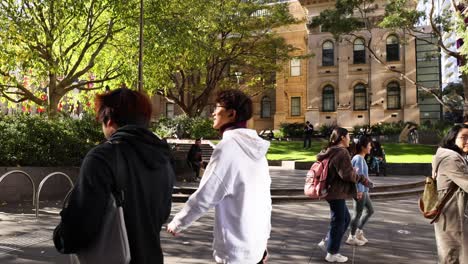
left=0, top=168, right=437, bottom=264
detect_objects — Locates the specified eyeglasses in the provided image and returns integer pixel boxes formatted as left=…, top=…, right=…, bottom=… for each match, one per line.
left=457, top=136, right=468, bottom=142
left=215, top=104, right=226, bottom=109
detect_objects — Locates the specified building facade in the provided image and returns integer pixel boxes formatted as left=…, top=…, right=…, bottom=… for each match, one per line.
left=275, top=0, right=420, bottom=131
left=153, top=0, right=428, bottom=132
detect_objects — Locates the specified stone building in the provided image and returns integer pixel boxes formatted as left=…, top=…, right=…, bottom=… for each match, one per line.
left=152, top=0, right=428, bottom=131
left=276, top=0, right=421, bottom=131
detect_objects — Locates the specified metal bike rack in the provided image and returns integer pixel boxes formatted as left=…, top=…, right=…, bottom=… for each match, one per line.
left=35, top=172, right=74, bottom=218
left=0, top=170, right=36, bottom=206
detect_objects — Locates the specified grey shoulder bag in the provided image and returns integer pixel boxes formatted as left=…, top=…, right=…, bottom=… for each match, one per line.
left=76, top=141, right=131, bottom=264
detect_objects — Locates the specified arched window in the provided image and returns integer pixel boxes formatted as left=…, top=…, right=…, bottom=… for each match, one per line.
left=261, top=96, right=272, bottom=118
left=322, top=85, right=335, bottom=112
left=387, top=81, right=401, bottom=109
left=322, top=41, right=334, bottom=66
left=353, top=38, right=366, bottom=64
left=386, top=35, right=399, bottom=61
left=354, top=84, right=367, bottom=110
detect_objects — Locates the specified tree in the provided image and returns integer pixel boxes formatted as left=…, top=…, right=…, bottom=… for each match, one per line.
left=143, top=0, right=300, bottom=117
left=0, top=0, right=137, bottom=116
left=310, top=0, right=468, bottom=113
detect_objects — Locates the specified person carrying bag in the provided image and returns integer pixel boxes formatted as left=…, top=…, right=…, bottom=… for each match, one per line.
left=53, top=88, right=174, bottom=264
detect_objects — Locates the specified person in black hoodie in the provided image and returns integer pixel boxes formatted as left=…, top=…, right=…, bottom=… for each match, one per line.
left=53, top=88, right=174, bottom=264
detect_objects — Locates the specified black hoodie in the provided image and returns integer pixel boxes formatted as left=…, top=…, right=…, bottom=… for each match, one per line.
left=54, top=125, right=174, bottom=264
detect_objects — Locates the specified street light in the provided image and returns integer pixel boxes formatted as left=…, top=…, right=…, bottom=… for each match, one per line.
left=234, top=72, right=242, bottom=86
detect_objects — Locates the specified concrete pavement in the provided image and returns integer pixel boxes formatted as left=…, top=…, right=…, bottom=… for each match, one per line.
left=0, top=168, right=437, bottom=263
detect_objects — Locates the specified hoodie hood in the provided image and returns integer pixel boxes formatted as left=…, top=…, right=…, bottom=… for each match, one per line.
left=316, top=145, right=348, bottom=161
left=109, top=125, right=171, bottom=169
left=432, top=147, right=465, bottom=177
left=223, top=129, right=270, bottom=160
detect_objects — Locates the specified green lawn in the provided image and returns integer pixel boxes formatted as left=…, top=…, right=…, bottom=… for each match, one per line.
left=265, top=140, right=437, bottom=163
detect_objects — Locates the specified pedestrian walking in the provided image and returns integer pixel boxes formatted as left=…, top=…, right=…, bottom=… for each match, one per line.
left=316, top=127, right=373, bottom=263
left=432, top=124, right=468, bottom=263
left=167, top=89, right=271, bottom=264
left=53, top=88, right=174, bottom=264
left=346, top=135, right=374, bottom=246
left=304, top=121, right=314, bottom=148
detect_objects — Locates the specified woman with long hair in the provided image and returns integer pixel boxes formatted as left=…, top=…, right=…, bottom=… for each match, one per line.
left=432, top=124, right=468, bottom=263
left=317, top=127, right=372, bottom=263
left=346, top=135, right=374, bottom=246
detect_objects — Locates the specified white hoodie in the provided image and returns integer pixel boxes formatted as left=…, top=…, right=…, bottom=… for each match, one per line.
left=169, top=128, right=272, bottom=264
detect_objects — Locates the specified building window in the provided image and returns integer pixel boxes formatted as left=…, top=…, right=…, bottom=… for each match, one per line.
left=386, top=35, right=399, bottom=61
left=291, top=97, right=301, bottom=116
left=290, top=59, right=301, bottom=76
left=322, top=41, right=334, bottom=66
left=354, top=84, right=367, bottom=110
left=322, top=85, right=335, bottom=112
left=166, top=103, right=174, bottom=118
left=387, top=81, right=401, bottom=109
left=353, top=38, right=366, bottom=64
left=261, top=96, right=272, bottom=118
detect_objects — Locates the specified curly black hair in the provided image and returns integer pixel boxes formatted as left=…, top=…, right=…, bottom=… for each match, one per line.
left=215, top=89, right=253, bottom=122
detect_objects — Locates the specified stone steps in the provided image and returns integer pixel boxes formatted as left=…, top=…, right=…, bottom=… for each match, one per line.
left=171, top=180, right=425, bottom=203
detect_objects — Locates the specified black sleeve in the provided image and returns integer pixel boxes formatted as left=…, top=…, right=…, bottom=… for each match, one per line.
left=187, top=145, right=195, bottom=161
left=54, top=150, right=113, bottom=253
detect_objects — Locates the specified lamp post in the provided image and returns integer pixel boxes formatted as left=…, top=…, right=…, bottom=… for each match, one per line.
left=138, top=0, right=144, bottom=92
left=234, top=72, right=242, bottom=87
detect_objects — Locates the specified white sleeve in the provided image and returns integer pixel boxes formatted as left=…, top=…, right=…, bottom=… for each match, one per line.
left=169, top=167, right=230, bottom=233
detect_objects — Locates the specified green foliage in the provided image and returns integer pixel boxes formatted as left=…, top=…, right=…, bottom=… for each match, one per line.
left=418, top=120, right=453, bottom=139
left=0, top=114, right=102, bottom=166
left=153, top=115, right=218, bottom=139
left=0, top=0, right=136, bottom=115
left=143, top=0, right=300, bottom=116
left=273, top=130, right=285, bottom=140
left=309, top=2, right=367, bottom=39
left=318, top=122, right=337, bottom=138
left=379, top=0, right=424, bottom=29
left=189, top=117, right=219, bottom=139
left=279, top=122, right=304, bottom=138
left=370, top=121, right=406, bottom=136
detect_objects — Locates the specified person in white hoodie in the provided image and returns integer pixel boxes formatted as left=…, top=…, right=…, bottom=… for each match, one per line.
left=167, top=89, right=271, bottom=264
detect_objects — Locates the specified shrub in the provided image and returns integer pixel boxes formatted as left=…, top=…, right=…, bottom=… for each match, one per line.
left=318, top=122, right=337, bottom=139
left=152, top=115, right=218, bottom=139
left=273, top=130, right=285, bottom=140
left=0, top=114, right=102, bottom=166
left=370, top=121, right=406, bottom=136
left=419, top=120, right=453, bottom=139
left=279, top=122, right=305, bottom=138
left=188, top=117, right=218, bottom=139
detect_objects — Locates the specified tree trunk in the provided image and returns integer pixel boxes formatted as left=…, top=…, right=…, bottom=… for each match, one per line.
left=47, top=93, right=62, bottom=118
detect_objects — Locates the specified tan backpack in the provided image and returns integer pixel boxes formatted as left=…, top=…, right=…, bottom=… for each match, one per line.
left=418, top=158, right=457, bottom=224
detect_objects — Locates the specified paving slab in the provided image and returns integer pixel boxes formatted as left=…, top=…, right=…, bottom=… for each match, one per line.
left=0, top=168, right=435, bottom=264
left=0, top=196, right=437, bottom=264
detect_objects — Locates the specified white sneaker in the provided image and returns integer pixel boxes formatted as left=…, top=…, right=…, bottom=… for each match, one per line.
left=356, top=229, right=368, bottom=244
left=325, top=253, right=348, bottom=263
left=317, top=239, right=327, bottom=252
left=345, top=234, right=366, bottom=246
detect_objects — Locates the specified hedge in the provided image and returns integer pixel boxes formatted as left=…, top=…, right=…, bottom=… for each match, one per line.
left=0, top=114, right=102, bottom=166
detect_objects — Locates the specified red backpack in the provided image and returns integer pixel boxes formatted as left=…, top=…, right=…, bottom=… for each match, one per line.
left=304, top=158, right=330, bottom=199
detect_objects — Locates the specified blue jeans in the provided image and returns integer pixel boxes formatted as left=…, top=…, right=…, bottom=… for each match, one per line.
left=326, top=199, right=351, bottom=254
left=350, top=192, right=374, bottom=235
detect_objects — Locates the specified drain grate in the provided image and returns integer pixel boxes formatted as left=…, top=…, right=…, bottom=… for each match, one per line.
left=0, top=230, right=51, bottom=256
